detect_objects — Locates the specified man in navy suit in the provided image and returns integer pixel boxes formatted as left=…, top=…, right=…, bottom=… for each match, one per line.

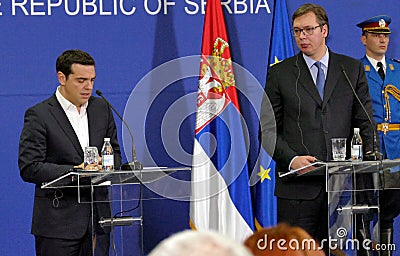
left=260, top=3, right=375, bottom=252
left=18, top=49, right=122, bottom=256
left=358, top=15, right=400, bottom=256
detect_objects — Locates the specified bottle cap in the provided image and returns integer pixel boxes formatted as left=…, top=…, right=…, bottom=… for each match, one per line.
left=354, top=128, right=360, bottom=133
left=104, top=138, right=110, bottom=142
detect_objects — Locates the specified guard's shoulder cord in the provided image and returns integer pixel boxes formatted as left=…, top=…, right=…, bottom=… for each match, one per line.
left=384, top=84, right=400, bottom=122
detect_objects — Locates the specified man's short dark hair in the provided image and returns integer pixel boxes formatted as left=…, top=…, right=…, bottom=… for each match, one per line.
left=56, top=49, right=95, bottom=79
left=292, top=3, right=329, bottom=36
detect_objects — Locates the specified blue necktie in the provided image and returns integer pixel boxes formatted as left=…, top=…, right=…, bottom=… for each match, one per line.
left=315, top=61, right=325, bottom=99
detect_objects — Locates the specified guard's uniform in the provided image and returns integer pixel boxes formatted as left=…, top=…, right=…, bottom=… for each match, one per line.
left=357, top=15, right=400, bottom=256
left=360, top=57, right=400, bottom=159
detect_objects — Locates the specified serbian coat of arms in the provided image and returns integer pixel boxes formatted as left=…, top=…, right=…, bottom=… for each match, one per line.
left=195, top=37, right=235, bottom=133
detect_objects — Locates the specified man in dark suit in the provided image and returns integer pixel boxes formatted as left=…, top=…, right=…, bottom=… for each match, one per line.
left=18, top=49, right=122, bottom=256
left=260, top=3, right=375, bottom=250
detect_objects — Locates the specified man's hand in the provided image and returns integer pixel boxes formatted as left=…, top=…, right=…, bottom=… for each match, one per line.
left=291, top=155, right=318, bottom=174
left=74, top=163, right=84, bottom=169
left=74, top=162, right=101, bottom=171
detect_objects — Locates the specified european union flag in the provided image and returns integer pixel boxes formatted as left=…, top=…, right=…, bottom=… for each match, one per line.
left=268, top=0, right=294, bottom=67
left=254, top=0, right=294, bottom=230
left=254, top=148, right=276, bottom=230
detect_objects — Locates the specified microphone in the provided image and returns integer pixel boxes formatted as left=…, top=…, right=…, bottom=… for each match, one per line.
left=96, top=90, right=143, bottom=170
left=340, top=65, right=382, bottom=161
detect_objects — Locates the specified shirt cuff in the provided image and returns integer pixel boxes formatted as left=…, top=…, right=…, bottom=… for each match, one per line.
left=289, top=156, right=299, bottom=171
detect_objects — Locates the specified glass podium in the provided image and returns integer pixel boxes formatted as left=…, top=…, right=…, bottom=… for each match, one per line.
left=286, top=159, right=400, bottom=255
left=327, top=160, right=400, bottom=255
left=41, top=166, right=191, bottom=256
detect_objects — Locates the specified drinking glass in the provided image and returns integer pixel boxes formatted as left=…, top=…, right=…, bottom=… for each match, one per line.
left=331, top=138, right=347, bottom=161
left=84, top=146, right=99, bottom=170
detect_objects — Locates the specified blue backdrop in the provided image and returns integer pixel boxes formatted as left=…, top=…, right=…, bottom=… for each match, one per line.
left=1, top=0, right=399, bottom=255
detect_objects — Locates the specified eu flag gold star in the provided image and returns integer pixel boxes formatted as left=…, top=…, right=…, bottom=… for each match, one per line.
left=258, top=165, right=271, bottom=183
left=269, top=56, right=281, bottom=67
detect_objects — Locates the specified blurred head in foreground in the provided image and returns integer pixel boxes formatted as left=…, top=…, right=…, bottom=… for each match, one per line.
left=244, top=223, right=326, bottom=256
left=148, top=230, right=252, bottom=256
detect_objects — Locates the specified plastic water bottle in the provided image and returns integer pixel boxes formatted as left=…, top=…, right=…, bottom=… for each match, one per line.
left=351, top=128, right=363, bottom=160
left=101, top=138, right=114, bottom=171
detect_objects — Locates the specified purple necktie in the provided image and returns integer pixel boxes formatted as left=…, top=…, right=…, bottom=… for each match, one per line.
left=315, top=61, right=325, bottom=99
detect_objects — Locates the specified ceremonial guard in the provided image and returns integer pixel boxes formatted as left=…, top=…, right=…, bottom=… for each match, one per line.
left=358, top=15, right=400, bottom=256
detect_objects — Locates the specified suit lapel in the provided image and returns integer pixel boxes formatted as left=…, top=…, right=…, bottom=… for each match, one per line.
left=385, top=59, right=396, bottom=84
left=86, top=97, right=98, bottom=146
left=363, top=57, right=383, bottom=85
left=296, top=54, right=322, bottom=105
left=367, top=70, right=382, bottom=85
left=322, top=52, right=341, bottom=109
left=48, top=95, right=84, bottom=156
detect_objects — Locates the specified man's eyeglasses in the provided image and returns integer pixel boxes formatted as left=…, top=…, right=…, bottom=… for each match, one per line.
left=292, top=24, right=324, bottom=37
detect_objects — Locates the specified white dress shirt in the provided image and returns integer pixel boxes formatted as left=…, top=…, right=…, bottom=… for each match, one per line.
left=366, top=55, right=386, bottom=74
left=55, top=86, right=89, bottom=152
left=303, top=47, right=329, bottom=85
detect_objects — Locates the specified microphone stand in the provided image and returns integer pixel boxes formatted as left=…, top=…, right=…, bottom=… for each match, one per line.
left=95, top=90, right=144, bottom=242
left=96, top=90, right=143, bottom=170
left=341, top=65, right=382, bottom=161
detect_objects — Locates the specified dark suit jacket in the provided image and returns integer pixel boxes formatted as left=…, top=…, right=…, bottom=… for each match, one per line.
left=260, top=50, right=375, bottom=200
left=18, top=94, right=122, bottom=239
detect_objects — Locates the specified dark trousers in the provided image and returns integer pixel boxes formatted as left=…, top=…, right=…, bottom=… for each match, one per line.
left=35, top=233, right=92, bottom=256
left=277, top=190, right=328, bottom=244
left=35, top=223, right=110, bottom=256
left=380, top=189, right=400, bottom=229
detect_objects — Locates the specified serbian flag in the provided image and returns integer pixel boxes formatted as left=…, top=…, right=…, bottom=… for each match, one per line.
left=254, top=0, right=294, bottom=230
left=190, top=0, right=254, bottom=241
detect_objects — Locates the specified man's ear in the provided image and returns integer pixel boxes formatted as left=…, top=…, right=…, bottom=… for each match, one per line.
left=322, top=24, right=328, bottom=38
left=57, top=71, right=66, bottom=85
left=360, top=35, right=367, bottom=46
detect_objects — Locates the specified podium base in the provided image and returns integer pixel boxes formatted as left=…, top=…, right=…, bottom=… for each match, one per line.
left=363, top=151, right=383, bottom=161
left=99, top=216, right=142, bottom=227
left=121, top=161, right=144, bottom=171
